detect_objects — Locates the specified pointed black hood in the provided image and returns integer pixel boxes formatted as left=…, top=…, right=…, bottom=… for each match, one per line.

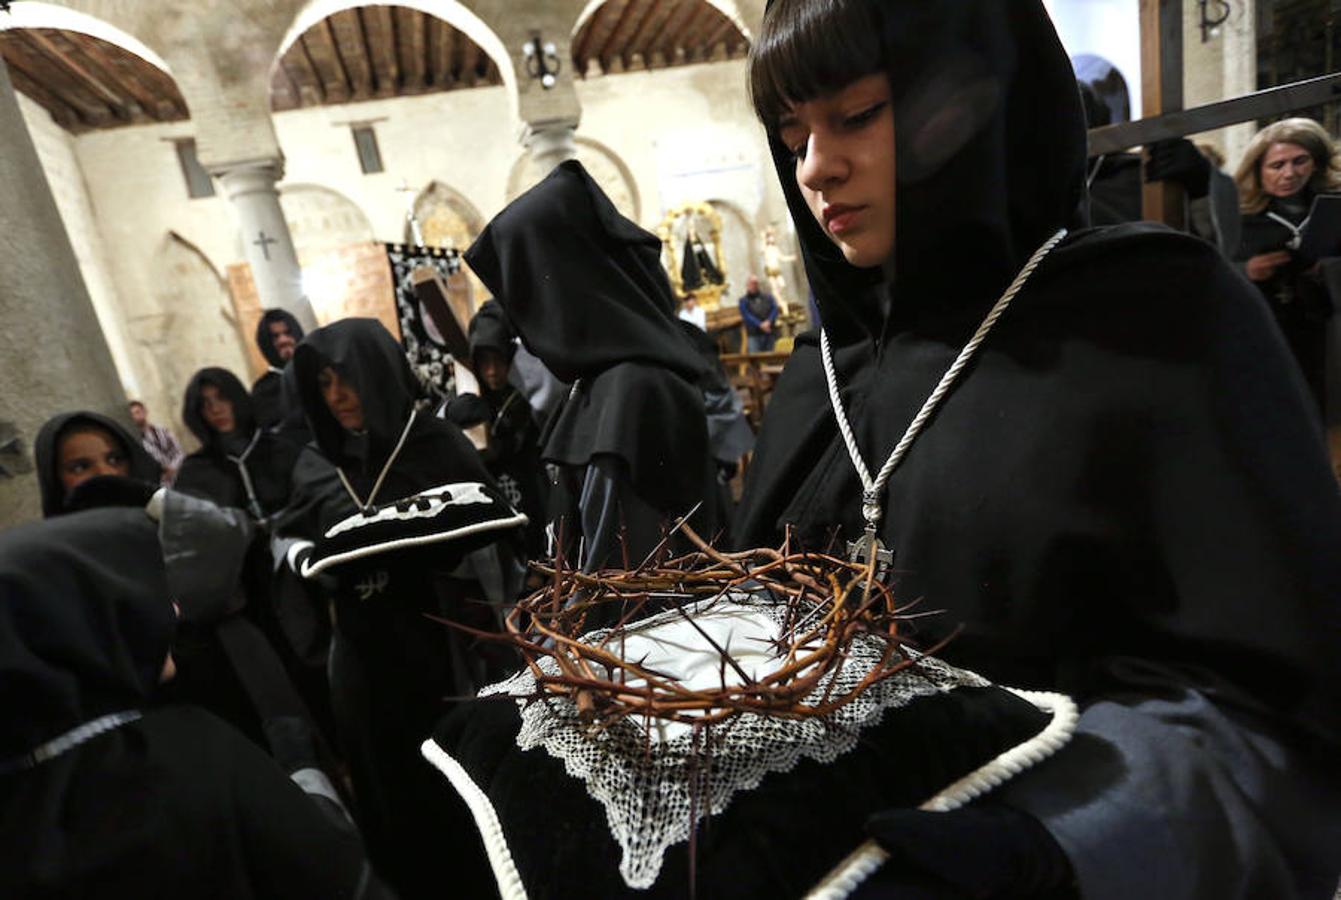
left=181, top=368, right=257, bottom=451
left=0, top=508, right=174, bottom=761
left=761, top=0, right=1089, bottom=347
left=255, top=309, right=305, bottom=369
left=291, top=318, right=423, bottom=472
left=33, top=412, right=161, bottom=519
left=465, top=161, right=709, bottom=385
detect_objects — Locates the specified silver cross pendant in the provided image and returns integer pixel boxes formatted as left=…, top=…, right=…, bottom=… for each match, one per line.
left=847, top=527, right=894, bottom=582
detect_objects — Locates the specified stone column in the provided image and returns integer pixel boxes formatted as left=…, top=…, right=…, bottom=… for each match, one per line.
left=522, top=118, right=580, bottom=174
left=211, top=158, right=317, bottom=331
left=0, top=56, right=130, bottom=525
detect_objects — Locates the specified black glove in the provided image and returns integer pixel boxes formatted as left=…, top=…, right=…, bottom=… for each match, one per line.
left=1145, top=138, right=1211, bottom=198
left=445, top=394, right=493, bottom=429
left=856, top=805, right=1077, bottom=899
left=64, top=475, right=159, bottom=514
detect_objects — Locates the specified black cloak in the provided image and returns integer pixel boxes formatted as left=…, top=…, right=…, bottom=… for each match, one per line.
left=465, top=161, right=715, bottom=567
left=736, top=2, right=1341, bottom=897
left=450, top=299, right=548, bottom=556
left=1233, top=192, right=1338, bottom=414
left=177, top=367, right=300, bottom=519
left=252, top=308, right=306, bottom=432
left=0, top=509, right=390, bottom=899
left=33, top=411, right=161, bottom=518
left=278, top=317, right=511, bottom=899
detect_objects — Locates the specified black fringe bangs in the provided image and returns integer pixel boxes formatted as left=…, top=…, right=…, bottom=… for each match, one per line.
left=748, top=0, right=885, bottom=130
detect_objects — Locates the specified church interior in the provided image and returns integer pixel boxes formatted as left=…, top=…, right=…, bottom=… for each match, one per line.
left=2, top=0, right=1340, bottom=897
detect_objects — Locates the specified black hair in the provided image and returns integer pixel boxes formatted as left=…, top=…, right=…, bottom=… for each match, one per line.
left=748, top=0, right=885, bottom=130
left=127, top=400, right=145, bottom=410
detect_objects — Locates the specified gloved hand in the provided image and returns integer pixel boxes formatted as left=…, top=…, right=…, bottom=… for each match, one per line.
left=854, top=805, right=1077, bottom=899
left=1145, top=138, right=1211, bottom=198
left=445, top=393, right=493, bottom=429
left=64, top=475, right=160, bottom=514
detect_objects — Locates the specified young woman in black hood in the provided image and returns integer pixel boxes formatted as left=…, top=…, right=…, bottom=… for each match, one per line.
left=737, top=1, right=1341, bottom=897
left=177, top=366, right=300, bottom=520
left=252, top=308, right=306, bottom=433
left=276, top=317, right=522, bottom=900
left=466, top=161, right=717, bottom=574
left=0, top=508, right=394, bottom=899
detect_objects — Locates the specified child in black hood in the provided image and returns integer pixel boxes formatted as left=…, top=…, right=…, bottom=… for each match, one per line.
left=277, top=317, right=521, bottom=900
left=33, top=410, right=161, bottom=518
left=177, top=366, right=300, bottom=520
left=446, top=299, right=548, bottom=557
left=738, top=1, right=1341, bottom=897
left=0, top=508, right=394, bottom=899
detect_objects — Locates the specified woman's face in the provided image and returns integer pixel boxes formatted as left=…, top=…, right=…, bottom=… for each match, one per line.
left=58, top=427, right=130, bottom=493
left=779, top=74, right=897, bottom=269
left=318, top=366, right=365, bottom=432
left=1260, top=141, right=1316, bottom=199
left=199, top=384, right=236, bottom=435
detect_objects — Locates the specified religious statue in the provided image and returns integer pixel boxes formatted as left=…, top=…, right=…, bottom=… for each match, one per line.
left=761, top=225, right=797, bottom=315
left=658, top=203, right=730, bottom=311
left=681, top=222, right=725, bottom=292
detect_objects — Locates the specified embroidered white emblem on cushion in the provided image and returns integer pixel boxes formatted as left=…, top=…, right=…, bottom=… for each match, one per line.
left=324, top=482, right=494, bottom=539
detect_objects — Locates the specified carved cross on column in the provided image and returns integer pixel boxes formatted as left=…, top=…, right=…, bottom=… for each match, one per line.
left=253, top=230, right=278, bottom=261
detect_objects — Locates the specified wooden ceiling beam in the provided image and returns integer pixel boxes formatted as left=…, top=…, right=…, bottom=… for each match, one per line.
left=3, top=31, right=113, bottom=123
left=449, top=19, right=468, bottom=85
left=278, top=36, right=325, bottom=106
left=660, top=1, right=706, bottom=59
left=653, top=0, right=695, bottom=60
left=624, top=0, right=672, bottom=64
left=6, top=60, right=86, bottom=130
left=572, top=6, right=601, bottom=71
left=19, top=29, right=129, bottom=118
left=329, top=9, right=373, bottom=99
left=396, top=7, right=427, bottom=92
left=59, top=31, right=170, bottom=121
left=701, top=14, right=739, bottom=51
left=426, top=15, right=449, bottom=87
left=595, top=0, right=640, bottom=67
left=459, top=34, right=482, bottom=85
left=362, top=5, right=400, bottom=95
left=303, top=18, right=351, bottom=103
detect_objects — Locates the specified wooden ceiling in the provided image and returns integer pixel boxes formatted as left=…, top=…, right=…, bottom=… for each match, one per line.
left=271, top=6, right=502, bottom=112
left=0, top=28, right=189, bottom=133
left=574, top=0, right=750, bottom=76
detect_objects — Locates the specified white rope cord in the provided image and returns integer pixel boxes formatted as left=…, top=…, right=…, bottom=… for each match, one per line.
left=821, top=229, right=1068, bottom=531
left=228, top=429, right=264, bottom=520
left=337, top=409, right=419, bottom=513
left=1265, top=211, right=1308, bottom=250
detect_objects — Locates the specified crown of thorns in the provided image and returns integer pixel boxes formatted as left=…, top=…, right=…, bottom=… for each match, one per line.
left=442, top=524, right=949, bottom=729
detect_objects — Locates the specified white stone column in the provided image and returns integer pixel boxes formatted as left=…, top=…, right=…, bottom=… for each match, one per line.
left=0, top=56, right=128, bottom=525
left=522, top=118, right=580, bottom=174
left=212, top=159, right=317, bottom=331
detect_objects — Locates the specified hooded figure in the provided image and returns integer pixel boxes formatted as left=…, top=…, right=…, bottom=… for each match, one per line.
left=737, top=1, right=1341, bottom=897
left=277, top=317, right=518, bottom=900
left=0, top=509, right=392, bottom=899
left=252, top=308, right=306, bottom=434
left=466, top=161, right=716, bottom=572
left=177, top=367, right=300, bottom=520
left=446, top=299, right=548, bottom=556
left=34, top=411, right=161, bottom=519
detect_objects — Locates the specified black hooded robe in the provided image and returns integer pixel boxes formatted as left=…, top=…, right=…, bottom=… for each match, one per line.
left=1233, top=193, right=1339, bottom=416
left=277, top=318, right=516, bottom=900
left=33, top=411, right=162, bottom=519
left=0, top=509, right=392, bottom=900
left=736, top=2, right=1341, bottom=898
left=466, top=161, right=717, bottom=575
left=446, top=299, right=550, bottom=557
left=252, top=308, right=307, bottom=436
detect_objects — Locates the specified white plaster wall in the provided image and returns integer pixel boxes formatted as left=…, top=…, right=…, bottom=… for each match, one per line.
left=16, top=92, right=145, bottom=401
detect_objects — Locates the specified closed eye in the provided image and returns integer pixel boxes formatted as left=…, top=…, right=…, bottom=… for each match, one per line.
left=844, top=102, right=887, bottom=129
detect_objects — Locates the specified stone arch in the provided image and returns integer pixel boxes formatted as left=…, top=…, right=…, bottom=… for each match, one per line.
left=0, top=2, right=172, bottom=73
left=275, top=0, right=517, bottom=109
left=409, top=180, right=485, bottom=249
left=571, top=0, right=752, bottom=43
left=138, top=232, right=251, bottom=436
left=506, top=135, right=641, bottom=223
left=277, top=182, right=377, bottom=265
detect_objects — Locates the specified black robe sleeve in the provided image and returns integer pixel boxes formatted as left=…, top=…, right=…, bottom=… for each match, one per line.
left=994, top=249, right=1341, bottom=899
